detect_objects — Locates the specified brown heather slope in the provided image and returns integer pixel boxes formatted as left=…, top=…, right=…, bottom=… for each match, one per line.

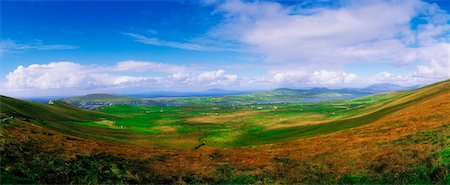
left=218, top=79, right=450, bottom=183
left=1, top=80, right=449, bottom=184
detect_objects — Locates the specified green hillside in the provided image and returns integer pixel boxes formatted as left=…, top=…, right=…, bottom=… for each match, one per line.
left=61, top=93, right=141, bottom=104
left=0, top=79, right=449, bottom=184
left=158, top=86, right=373, bottom=105
left=0, top=95, right=143, bottom=144
left=0, top=95, right=113, bottom=121
left=1, top=80, right=448, bottom=149
left=233, top=80, right=449, bottom=146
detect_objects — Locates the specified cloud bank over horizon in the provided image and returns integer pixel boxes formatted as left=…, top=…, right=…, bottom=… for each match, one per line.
left=1, top=61, right=362, bottom=97
left=0, top=0, right=449, bottom=97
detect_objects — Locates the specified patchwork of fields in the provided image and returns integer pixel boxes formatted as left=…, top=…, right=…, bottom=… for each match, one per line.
left=73, top=91, right=400, bottom=148
left=1, top=80, right=449, bottom=184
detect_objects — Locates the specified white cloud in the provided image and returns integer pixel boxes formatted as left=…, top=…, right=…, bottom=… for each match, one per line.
left=206, top=0, right=450, bottom=86
left=2, top=0, right=449, bottom=96
left=198, top=69, right=237, bottom=82
left=2, top=60, right=362, bottom=97
left=2, top=62, right=153, bottom=91
left=369, top=72, right=430, bottom=86
left=2, top=59, right=446, bottom=98
left=123, top=32, right=242, bottom=52
left=0, top=40, right=78, bottom=56
left=244, top=69, right=359, bottom=88
left=170, top=69, right=238, bottom=86
left=310, top=70, right=358, bottom=85
left=112, top=76, right=161, bottom=86
left=2, top=60, right=194, bottom=94
left=370, top=72, right=412, bottom=84
left=369, top=50, right=450, bottom=86
left=114, top=60, right=187, bottom=73
left=213, top=0, right=428, bottom=61
left=210, top=0, right=449, bottom=81
left=0, top=61, right=241, bottom=97
left=123, top=32, right=214, bottom=51
left=270, top=71, right=309, bottom=83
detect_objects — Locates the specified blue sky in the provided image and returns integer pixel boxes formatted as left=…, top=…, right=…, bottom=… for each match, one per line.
left=0, top=0, right=449, bottom=97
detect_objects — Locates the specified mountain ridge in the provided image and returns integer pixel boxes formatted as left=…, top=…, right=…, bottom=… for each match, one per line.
left=57, top=83, right=422, bottom=108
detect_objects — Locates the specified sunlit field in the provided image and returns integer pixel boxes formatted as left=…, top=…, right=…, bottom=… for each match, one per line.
left=73, top=91, right=400, bottom=148
left=1, top=0, right=449, bottom=184
left=1, top=80, right=449, bottom=184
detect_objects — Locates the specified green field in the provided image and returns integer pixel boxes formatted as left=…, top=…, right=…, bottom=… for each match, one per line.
left=0, top=81, right=443, bottom=150
left=1, top=80, right=449, bottom=184
left=70, top=91, right=405, bottom=148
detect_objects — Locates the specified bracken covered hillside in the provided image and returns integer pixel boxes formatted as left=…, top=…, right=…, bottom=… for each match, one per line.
left=0, top=80, right=449, bottom=184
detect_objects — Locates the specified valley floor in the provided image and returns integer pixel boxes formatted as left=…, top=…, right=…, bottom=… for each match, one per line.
left=1, top=80, right=449, bottom=184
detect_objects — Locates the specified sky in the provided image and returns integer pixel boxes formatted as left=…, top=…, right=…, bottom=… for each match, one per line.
left=0, top=0, right=449, bottom=97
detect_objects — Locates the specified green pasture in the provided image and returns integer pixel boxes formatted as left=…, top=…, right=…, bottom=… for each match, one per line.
left=71, top=90, right=412, bottom=148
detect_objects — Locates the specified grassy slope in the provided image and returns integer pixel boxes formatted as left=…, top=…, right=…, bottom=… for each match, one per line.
left=0, top=96, right=152, bottom=144
left=216, top=79, right=449, bottom=184
left=1, top=80, right=447, bottom=149
left=0, top=95, right=113, bottom=121
left=70, top=91, right=398, bottom=148
left=33, top=79, right=446, bottom=149
left=233, top=80, right=449, bottom=146
left=0, top=79, right=448, bottom=184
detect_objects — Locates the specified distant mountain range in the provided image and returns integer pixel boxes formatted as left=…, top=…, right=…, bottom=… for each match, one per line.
left=360, top=83, right=419, bottom=93
left=247, top=83, right=419, bottom=100
left=63, top=94, right=140, bottom=104
left=60, top=94, right=146, bottom=109
left=126, top=83, right=417, bottom=99
left=58, top=83, right=420, bottom=108
left=124, top=89, right=252, bottom=98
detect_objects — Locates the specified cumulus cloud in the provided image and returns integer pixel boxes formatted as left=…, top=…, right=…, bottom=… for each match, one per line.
left=213, top=0, right=423, bottom=61
left=370, top=72, right=414, bottom=85
left=2, top=60, right=197, bottom=93
left=369, top=41, right=450, bottom=86
left=168, top=70, right=238, bottom=87
left=205, top=0, right=450, bottom=87
left=270, top=71, right=308, bottom=83
left=1, top=60, right=364, bottom=97
left=0, top=61, right=241, bottom=97
left=244, top=69, right=359, bottom=88
left=112, top=76, right=162, bottom=86
left=3, top=62, right=161, bottom=91
left=2, top=59, right=446, bottom=98
left=370, top=56, right=450, bottom=86
left=210, top=0, right=449, bottom=77
left=197, top=70, right=238, bottom=84
left=310, top=70, right=358, bottom=85
left=2, top=0, right=449, bottom=96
